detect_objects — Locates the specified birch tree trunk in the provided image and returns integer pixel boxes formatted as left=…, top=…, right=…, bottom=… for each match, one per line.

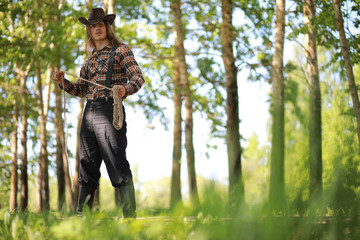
left=269, top=0, right=286, bottom=212
left=221, top=0, right=244, bottom=207
left=9, top=19, right=19, bottom=213
left=10, top=97, right=19, bottom=212
left=51, top=0, right=66, bottom=212
left=304, top=0, right=323, bottom=200
left=19, top=104, right=28, bottom=212
left=170, top=55, right=182, bottom=208
left=170, top=0, right=199, bottom=207
left=18, top=65, right=30, bottom=212
left=333, top=0, right=360, bottom=152
left=55, top=80, right=66, bottom=211
left=36, top=64, right=50, bottom=212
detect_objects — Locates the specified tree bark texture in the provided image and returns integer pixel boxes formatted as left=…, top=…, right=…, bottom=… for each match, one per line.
left=50, top=0, right=66, bottom=212
left=54, top=69, right=75, bottom=212
left=36, top=64, right=50, bottom=212
left=9, top=15, right=18, bottom=213
left=19, top=66, right=30, bottom=212
left=10, top=95, right=19, bottom=212
left=55, top=74, right=66, bottom=211
left=221, top=0, right=244, bottom=206
left=269, top=0, right=285, bottom=212
left=171, top=0, right=199, bottom=206
left=304, top=0, right=323, bottom=200
left=333, top=0, right=360, bottom=152
left=170, top=48, right=182, bottom=208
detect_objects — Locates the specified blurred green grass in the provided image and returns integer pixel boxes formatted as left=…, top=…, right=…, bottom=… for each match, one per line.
left=1, top=183, right=359, bottom=240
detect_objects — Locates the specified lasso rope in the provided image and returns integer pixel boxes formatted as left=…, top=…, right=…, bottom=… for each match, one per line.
left=63, top=71, right=112, bottom=90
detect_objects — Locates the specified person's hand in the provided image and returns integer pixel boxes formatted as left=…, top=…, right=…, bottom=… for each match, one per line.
left=53, top=71, right=64, bottom=84
left=117, top=85, right=127, bottom=98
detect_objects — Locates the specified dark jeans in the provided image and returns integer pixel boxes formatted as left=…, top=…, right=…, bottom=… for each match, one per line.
left=77, top=98, right=136, bottom=217
left=78, top=98, right=132, bottom=188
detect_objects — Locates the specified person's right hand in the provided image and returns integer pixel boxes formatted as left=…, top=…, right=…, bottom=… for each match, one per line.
left=53, top=71, right=64, bottom=84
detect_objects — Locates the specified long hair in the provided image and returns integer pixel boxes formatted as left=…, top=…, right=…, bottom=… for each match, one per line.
left=86, top=21, right=122, bottom=50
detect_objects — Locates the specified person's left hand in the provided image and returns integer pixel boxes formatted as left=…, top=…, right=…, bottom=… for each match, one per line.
left=117, top=85, right=127, bottom=98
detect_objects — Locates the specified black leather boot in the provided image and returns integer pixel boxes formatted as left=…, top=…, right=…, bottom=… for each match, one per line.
left=76, top=185, right=96, bottom=216
left=118, top=178, right=136, bottom=218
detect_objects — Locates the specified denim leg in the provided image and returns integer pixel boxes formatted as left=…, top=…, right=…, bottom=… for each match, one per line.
left=93, top=102, right=132, bottom=187
left=78, top=102, right=102, bottom=188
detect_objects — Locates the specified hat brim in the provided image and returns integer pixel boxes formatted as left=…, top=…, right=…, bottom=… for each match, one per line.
left=78, top=14, right=115, bottom=25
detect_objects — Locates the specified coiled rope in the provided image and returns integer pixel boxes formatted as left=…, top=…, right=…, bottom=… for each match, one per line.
left=112, top=85, right=123, bottom=130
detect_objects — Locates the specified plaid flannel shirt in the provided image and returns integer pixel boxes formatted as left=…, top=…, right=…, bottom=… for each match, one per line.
left=60, top=43, right=144, bottom=100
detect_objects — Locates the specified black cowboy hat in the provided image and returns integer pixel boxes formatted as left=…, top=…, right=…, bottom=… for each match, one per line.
left=78, top=8, right=115, bottom=25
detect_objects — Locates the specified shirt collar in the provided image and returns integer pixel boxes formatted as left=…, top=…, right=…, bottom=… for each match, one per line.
left=92, top=43, right=112, bottom=54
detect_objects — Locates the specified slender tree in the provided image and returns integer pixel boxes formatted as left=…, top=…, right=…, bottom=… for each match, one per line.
left=221, top=0, right=244, bottom=207
left=6, top=4, right=32, bottom=212
left=54, top=79, right=66, bottom=211
left=55, top=66, right=75, bottom=212
left=10, top=96, right=19, bottom=212
left=19, top=65, right=30, bottom=212
left=9, top=18, right=19, bottom=213
left=171, top=0, right=199, bottom=206
left=53, top=3, right=76, bottom=212
left=36, top=63, right=51, bottom=212
left=269, top=0, right=286, bottom=212
left=170, top=51, right=183, bottom=208
left=303, top=0, right=322, bottom=200
left=333, top=0, right=360, bottom=152
left=52, top=0, right=66, bottom=212
left=169, top=0, right=184, bottom=208
left=168, top=2, right=182, bottom=208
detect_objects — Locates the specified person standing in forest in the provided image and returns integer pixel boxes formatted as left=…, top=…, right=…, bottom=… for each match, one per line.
left=53, top=8, right=144, bottom=218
